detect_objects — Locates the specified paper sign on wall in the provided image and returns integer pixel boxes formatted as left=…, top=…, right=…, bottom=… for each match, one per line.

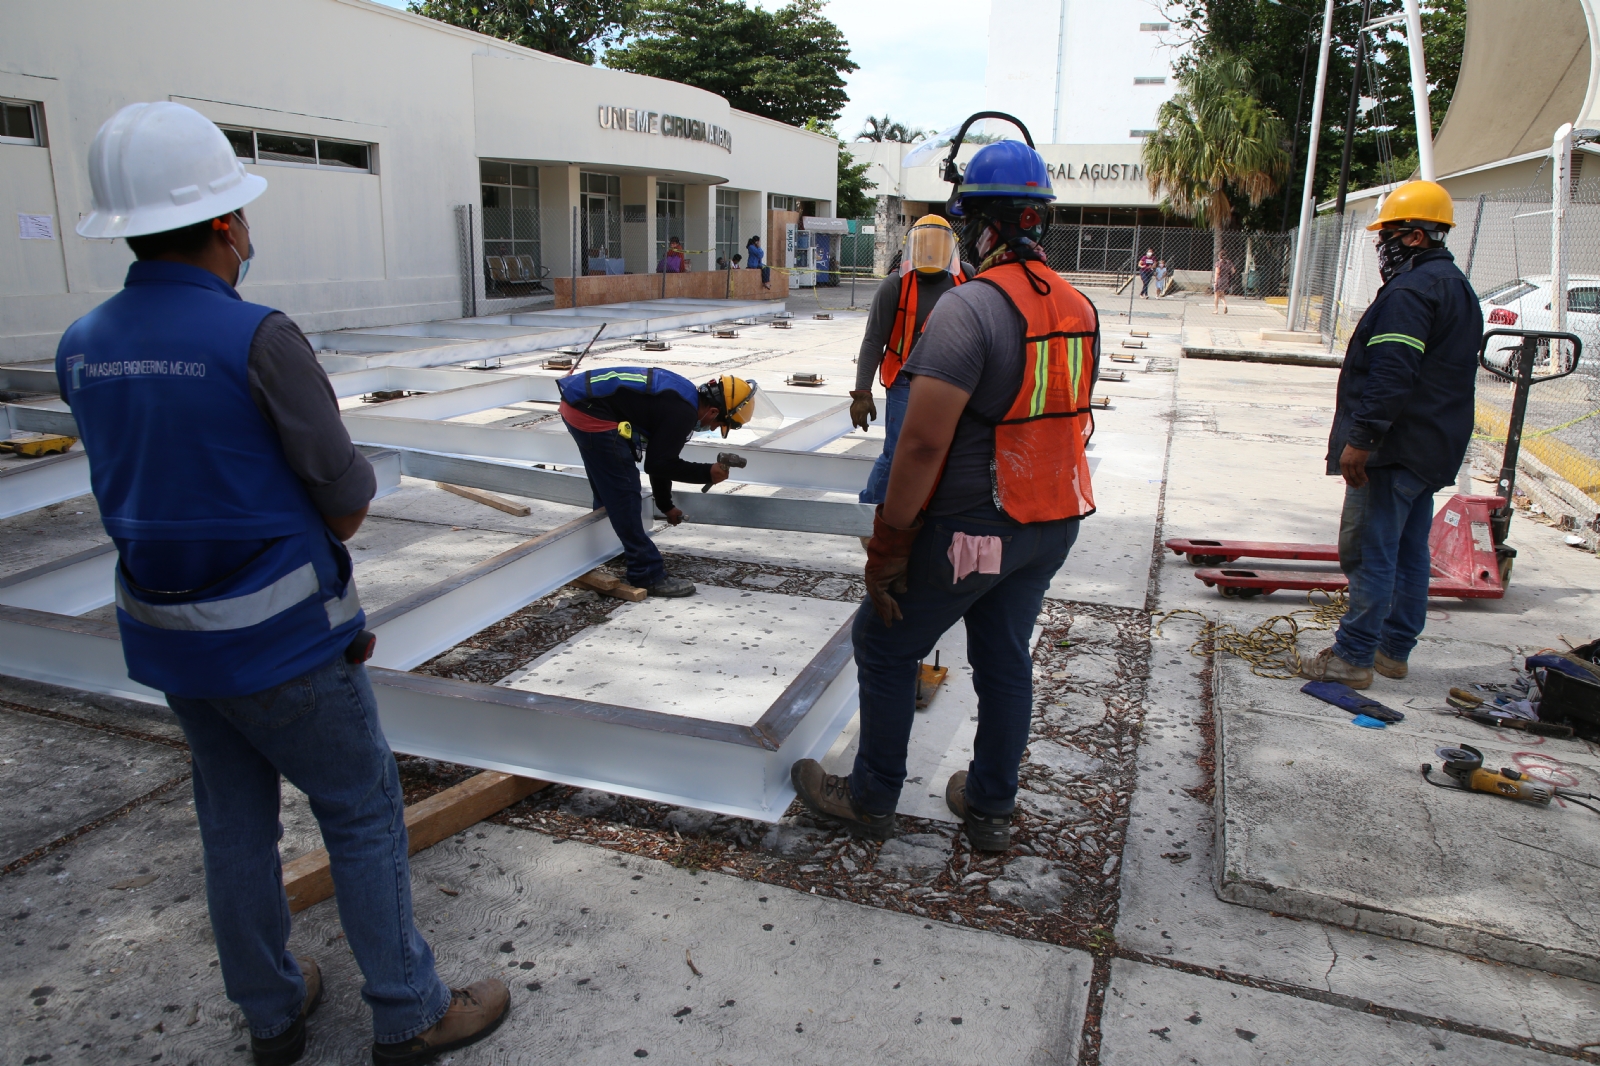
left=18, top=214, right=55, bottom=240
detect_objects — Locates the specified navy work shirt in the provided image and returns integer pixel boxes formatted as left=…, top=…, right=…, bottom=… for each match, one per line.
left=1327, top=246, right=1482, bottom=488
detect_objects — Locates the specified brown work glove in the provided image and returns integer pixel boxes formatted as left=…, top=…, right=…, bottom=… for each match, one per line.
left=849, top=390, right=877, bottom=433
left=864, top=506, right=922, bottom=626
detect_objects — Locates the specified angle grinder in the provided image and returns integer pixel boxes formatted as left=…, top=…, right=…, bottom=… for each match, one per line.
left=1421, top=744, right=1553, bottom=804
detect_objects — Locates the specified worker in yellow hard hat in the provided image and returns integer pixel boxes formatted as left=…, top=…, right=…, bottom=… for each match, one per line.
left=558, top=368, right=763, bottom=597
left=1301, top=178, right=1482, bottom=689
left=851, top=214, right=975, bottom=506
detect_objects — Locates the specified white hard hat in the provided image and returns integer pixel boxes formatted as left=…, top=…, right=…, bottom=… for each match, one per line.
left=77, top=102, right=267, bottom=239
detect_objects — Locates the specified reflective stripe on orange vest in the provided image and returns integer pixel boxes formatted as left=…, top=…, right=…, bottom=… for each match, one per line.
left=971, top=261, right=1099, bottom=523
left=880, top=267, right=966, bottom=388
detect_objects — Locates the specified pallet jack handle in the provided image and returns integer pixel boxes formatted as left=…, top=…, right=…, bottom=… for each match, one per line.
left=1478, top=328, right=1582, bottom=545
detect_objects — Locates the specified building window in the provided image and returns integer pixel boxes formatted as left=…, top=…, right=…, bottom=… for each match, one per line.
left=1133, top=77, right=1167, bottom=85
left=581, top=172, right=622, bottom=264
left=715, top=189, right=741, bottom=268
left=656, top=181, right=686, bottom=266
left=0, top=99, right=41, bottom=146
left=768, top=193, right=796, bottom=213
left=482, top=160, right=542, bottom=295
left=1130, top=129, right=1157, bottom=138
left=222, top=126, right=373, bottom=172
left=1140, top=22, right=1170, bottom=31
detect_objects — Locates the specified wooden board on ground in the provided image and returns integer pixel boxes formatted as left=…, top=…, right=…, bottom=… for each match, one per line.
left=436, top=481, right=532, bottom=517
left=283, top=771, right=547, bottom=912
left=574, top=568, right=648, bottom=602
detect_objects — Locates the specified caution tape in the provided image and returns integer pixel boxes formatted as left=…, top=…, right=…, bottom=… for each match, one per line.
left=1152, top=590, right=1349, bottom=680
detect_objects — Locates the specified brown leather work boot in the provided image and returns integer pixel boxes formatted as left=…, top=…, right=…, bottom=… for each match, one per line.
left=790, top=759, right=896, bottom=841
left=371, top=979, right=510, bottom=1065
left=250, top=956, right=323, bottom=1066
left=1373, top=649, right=1408, bottom=679
left=1298, top=646, right=1374, bottom=690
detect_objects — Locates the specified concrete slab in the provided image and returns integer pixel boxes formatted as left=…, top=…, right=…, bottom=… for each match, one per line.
left=0, top=495, right=107, bottom=582
left=350, top=522, right=530, bottom=616
left=0, top=705, right=189, bottom=867
left=1215, top=648, right=1600, bottom=981
left=1100, top=958, right=1570, bottom=1065
left=1117, top=632, right=1600, bottom=1048
left=499, top=585, right=854, bottom=727
left=1, top=798, right=1092, bottom=1065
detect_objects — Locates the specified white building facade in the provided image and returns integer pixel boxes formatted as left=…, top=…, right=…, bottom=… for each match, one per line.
left=1, top=0, right=837, bottom=360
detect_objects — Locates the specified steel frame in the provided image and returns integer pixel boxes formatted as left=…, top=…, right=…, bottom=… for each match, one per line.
left=0, top=450, right=92, bottom=518
left=0, top=505, right=860, bottom=820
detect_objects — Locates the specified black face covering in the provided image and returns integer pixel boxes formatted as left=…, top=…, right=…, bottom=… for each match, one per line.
left=1376, top=231, right=1427, bottom=283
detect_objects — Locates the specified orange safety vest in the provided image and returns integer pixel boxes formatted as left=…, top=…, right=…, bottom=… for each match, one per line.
left=968, top=260, right=1099, bottom=523
left=880, top=267, right=966, bottom=388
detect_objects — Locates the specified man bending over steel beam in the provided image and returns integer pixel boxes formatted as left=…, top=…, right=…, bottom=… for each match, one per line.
left=58, top=102, right=505, bottom=1066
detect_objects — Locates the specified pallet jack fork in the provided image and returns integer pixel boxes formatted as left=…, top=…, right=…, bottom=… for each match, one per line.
left=1166, top=328, right=1581, bottom=600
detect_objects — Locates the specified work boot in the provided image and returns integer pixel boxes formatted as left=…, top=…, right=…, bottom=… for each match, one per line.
left=1373, top=649, right=1408, bottom=679
left=1298, top=646, right=1374, bottom=690
left=790, top=759, right=896, bottom=841
left=251, top=956, right=323, bottom=1066
left=645, top=575, right=695, bottom=598
left=371, top=979, right=510, bottom=1066
left=945, top=771, right=1012, bottom=852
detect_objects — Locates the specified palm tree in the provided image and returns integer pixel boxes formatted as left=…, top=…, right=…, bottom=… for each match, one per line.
left=1142, top=53, right=1289, bottom=265
left=857, top=115, right=925, bottom=143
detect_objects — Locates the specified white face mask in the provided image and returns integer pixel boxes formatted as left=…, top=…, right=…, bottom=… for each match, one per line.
left=228, top=212, right=255, bottom=285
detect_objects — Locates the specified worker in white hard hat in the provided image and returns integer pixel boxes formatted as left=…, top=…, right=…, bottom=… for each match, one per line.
left=851, top=214, right=974, bottom=507
left=57, top=102, right=507, bottom=1066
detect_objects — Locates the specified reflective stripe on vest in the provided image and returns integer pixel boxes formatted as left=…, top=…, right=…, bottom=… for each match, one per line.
left=972, top=261, right=1099, bottom=523
left=114, top=561, right=359, bottom=633
left=880, top=268, right=966, bottom=388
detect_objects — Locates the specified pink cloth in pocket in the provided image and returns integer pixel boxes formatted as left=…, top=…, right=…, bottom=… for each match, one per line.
left=948, top=532, right=1003, bottom=583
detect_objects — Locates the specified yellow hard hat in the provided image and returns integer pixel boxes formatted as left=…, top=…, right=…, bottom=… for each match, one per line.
left=715, top=374, right=755, bottom=437
left=906, top=214, right=959, bottom=274
left=1367, top=180, right=1454, bottom=231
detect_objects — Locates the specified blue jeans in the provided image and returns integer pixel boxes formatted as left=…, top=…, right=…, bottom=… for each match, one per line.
left=565, top=421, right=666, bottom=587
left=850, top=503, right=1079, bottom=816
left=1332, top=465, right=1437, bottom=667
left=166, top=657, right=450, bottom=1043
left=859, top=376, right=912, bottom=505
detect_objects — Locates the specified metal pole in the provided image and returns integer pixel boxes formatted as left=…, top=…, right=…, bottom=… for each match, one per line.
left=1401, top=0, right=1435, bottom=180
left=1462, top=193, right=1486, bottom=280
left=1335, top=2, right=1370, bottom=215
left=1553, top=123, right=1574, bottom=334
left=1287, top=0, right=1337, bottom=330
left=571, top=204, right=579, bottom=310
left=1280, top=27, right=1315, bottom=232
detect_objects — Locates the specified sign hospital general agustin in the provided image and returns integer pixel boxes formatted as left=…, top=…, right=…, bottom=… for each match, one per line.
left=598, top=105, right=732, bottom=152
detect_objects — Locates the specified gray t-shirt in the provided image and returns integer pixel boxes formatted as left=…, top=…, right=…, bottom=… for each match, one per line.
left=854, top=264, right=976, bottom=391
left=904, top=274, right=1099, bottom=516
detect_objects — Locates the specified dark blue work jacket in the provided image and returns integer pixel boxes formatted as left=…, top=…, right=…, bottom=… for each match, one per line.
left=55, top=261, right=363, bottom=698
left=1328, top=246, right=1482, bottom=489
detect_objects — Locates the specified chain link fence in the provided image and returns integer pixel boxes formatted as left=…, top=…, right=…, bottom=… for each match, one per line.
left=1291, top=173, right=1600, bottom=535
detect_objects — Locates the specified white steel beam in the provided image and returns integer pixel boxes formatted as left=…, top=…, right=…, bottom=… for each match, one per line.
left=0, top=450, right=92, bottom=518
left=752, top=400, right=856, bottom=453
left=0, top=543, right=116, bottom=615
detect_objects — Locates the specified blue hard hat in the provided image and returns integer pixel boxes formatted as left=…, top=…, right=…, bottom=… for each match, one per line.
left=953, top=140, right=1054, bottom=214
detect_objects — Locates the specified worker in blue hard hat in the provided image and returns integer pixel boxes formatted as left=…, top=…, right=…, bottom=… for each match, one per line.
left=851, top=214, right=976, bottom=508
left=792, top=136, right=1099, bottom=854
left=58, top=102, right=508, bottom=1065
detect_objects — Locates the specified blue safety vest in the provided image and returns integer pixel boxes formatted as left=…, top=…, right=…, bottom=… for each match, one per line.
left=55, top=261, right=363, bottom=698
left=557, top=366, right=699, bottom=409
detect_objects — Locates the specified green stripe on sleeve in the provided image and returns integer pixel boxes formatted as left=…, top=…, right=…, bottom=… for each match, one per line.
left=1367, top=332, right=1425, bottom=351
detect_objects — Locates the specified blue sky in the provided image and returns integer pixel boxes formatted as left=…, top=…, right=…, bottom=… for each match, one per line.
left=366, top=0, right=991, bottom=142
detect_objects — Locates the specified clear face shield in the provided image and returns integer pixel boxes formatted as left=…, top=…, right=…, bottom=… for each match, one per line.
left=714, top=379, right=784, bottom=439
left=903, top=221, right=960, bottom=276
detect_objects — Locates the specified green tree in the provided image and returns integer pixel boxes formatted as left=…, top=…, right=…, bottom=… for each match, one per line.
left=857, top=115, right=925, bottom=143
left=407, top=0, right=638, bottom=64
left=604, top=0, right=857, bottom=127
left=1142, top=52, right=1290, bottom=260
left=1164, top=0, right=1467, bottom=228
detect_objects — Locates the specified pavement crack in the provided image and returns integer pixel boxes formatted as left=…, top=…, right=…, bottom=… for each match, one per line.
left=1322, top=927, right=1338, bottom=991
left=1, top=772, right=192, bottom=877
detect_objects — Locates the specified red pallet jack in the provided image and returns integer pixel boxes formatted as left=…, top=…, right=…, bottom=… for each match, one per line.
left=1165, top=328, right=1582, bottom=600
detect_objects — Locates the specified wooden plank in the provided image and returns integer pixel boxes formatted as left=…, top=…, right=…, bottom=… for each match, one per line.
left=436, top=481, right=532, bottom=517
left=283, top=771, right=548, bottom=913
left=574, top=568, right=647, bottom=602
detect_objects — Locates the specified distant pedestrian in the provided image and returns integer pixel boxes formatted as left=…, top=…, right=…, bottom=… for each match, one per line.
left=746, top=235, right=770, bottom=288
left=1138, top=248, right=1156, bottom=298
left=657, top=237, right=688, bottom=273
left=1213, top=253, right=1237, bottom=314
left=1154, top=259, right=1170, bottom=297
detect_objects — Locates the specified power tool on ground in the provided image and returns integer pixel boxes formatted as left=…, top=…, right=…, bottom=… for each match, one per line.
left=1421, top=744, right=1553, bottom=803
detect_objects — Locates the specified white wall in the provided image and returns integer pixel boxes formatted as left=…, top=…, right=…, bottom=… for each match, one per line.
left=0, top=0, right=836, bottom=360
left=985, top=0, right=1181, bottom=146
